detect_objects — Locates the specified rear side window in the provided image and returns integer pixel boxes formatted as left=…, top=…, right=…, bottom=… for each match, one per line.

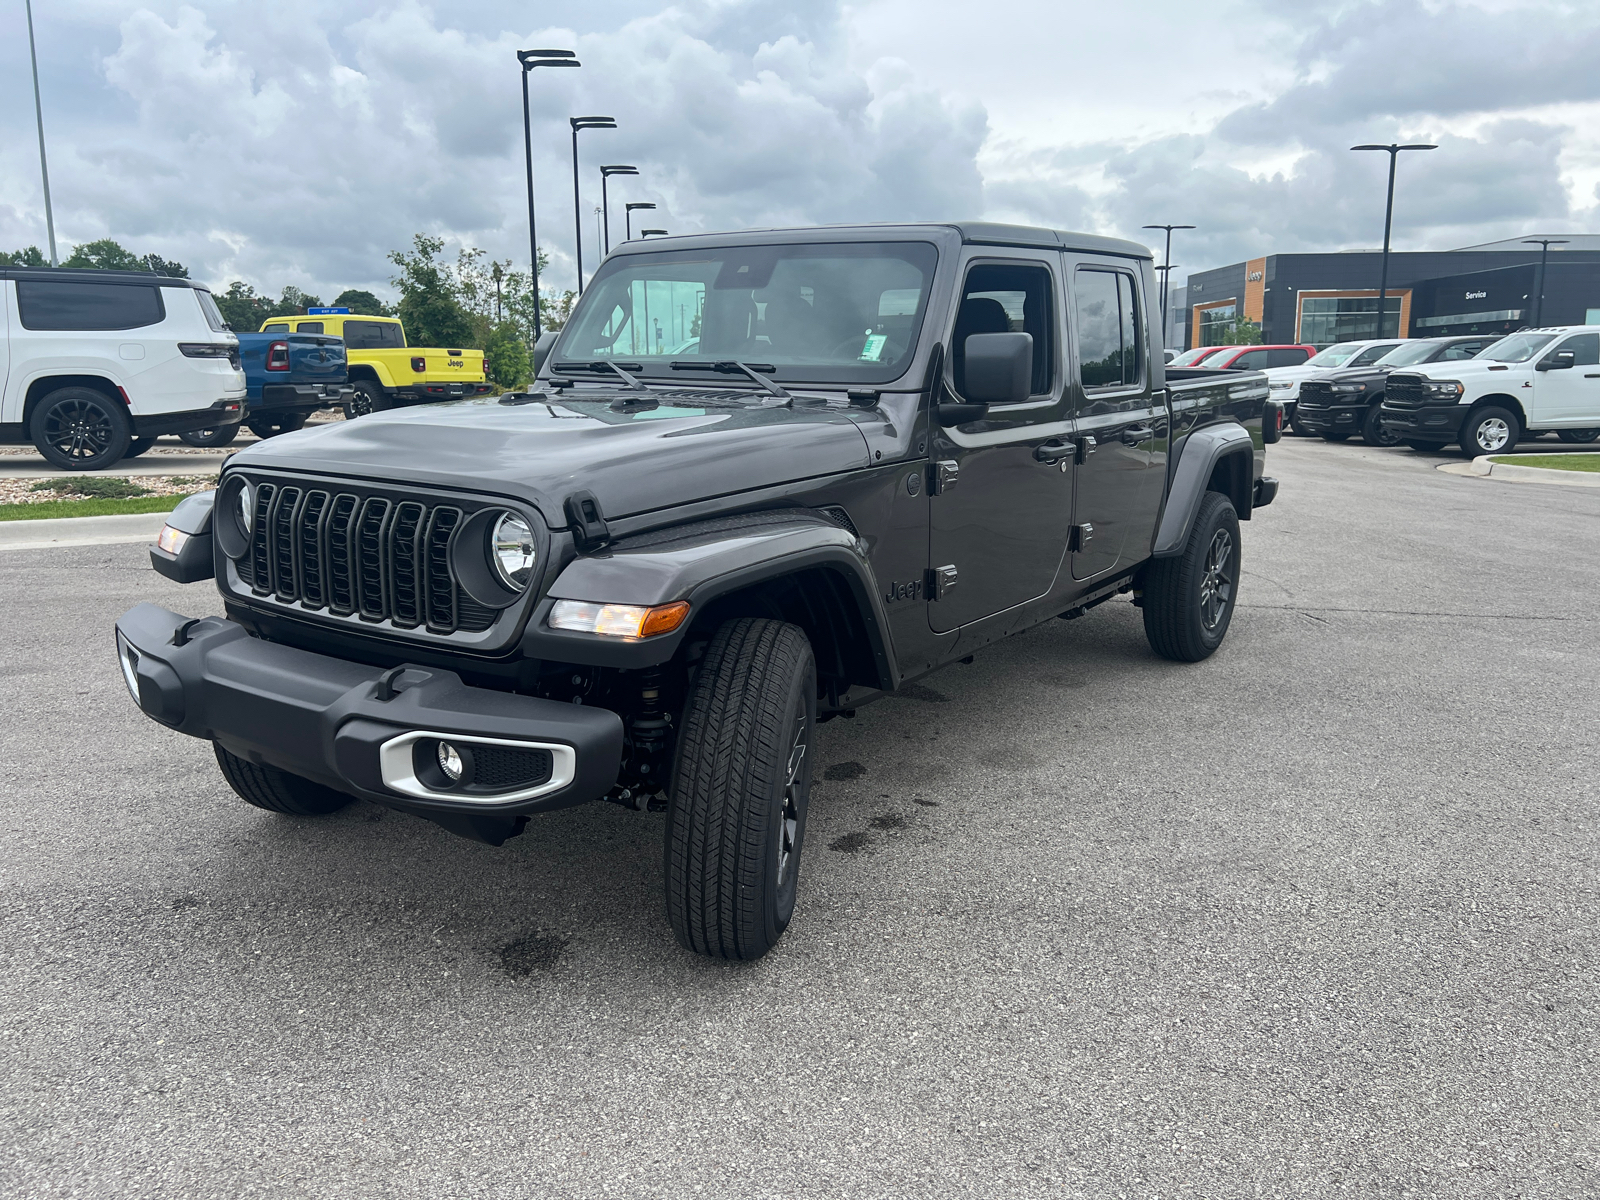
left=16, top=281, right=165, bottom=331
left=1267, top=348, right=1309, bottom=367
left=343, top=320, right=406, bottom=350
left=196, top=289, right=229, bottom=332
left=263, top=323, right=290, bottom=333
left=296, top=321, right=324, bottom=334
left=953, top=264, right=1054, bottom=397
left=1076, top=269, right=1142, bottom=389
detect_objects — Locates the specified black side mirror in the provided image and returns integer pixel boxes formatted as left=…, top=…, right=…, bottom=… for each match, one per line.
left=1538, top=350, right=1576, bottom=372
left=532, top=330, right=559, bottom=374
left=962, top=332, right=1033, bottom=404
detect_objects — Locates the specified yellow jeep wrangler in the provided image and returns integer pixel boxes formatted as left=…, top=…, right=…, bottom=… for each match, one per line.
left=260, top=312, right=491, bottom=417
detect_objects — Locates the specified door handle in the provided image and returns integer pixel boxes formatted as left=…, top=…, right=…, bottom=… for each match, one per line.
left=1034, top=440, right=1074, bottom=464
left=1122, top=426, right=1154, bottom=445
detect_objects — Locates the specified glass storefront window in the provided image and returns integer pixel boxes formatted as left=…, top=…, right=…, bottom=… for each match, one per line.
left=1197, top=304, right=1237, bottom=346
left=1299, top=296, right=1402, bottom=348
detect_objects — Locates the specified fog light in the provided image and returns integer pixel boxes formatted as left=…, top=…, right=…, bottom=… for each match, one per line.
left=156, top=524, right=190, bottom=555
left=437, top=741, right=464, bottom=781
left=117, top=635, right=141, bottom=704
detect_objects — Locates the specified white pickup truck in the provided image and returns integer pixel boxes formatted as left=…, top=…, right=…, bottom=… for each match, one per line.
left=1378, top=326, right=1600, bottom=455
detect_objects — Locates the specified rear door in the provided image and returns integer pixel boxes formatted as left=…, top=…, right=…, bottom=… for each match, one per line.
left=926, top=249, right=1074, bottom=633
left=1067, top=258, right=1168, bottom=580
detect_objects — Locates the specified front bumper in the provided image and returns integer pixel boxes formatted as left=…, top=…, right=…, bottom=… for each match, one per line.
left=114, top=604, right=623, bottom=833
left=1296, top=402, right=1367, bottom=433
left=133, top=399, right=245, bottom=437
left=1379, top=402, right=1467, bottom=440
left=253, top=383, right=353, bottom=413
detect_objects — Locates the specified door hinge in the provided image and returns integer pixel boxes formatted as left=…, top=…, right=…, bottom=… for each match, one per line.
left=1076, top=435, right=1098, bottom=464
left=928, top=459, right=960, bottom=495
left=1068, top=522, right=1094, bottom=552
left=925, top=564, right=959, bottom=599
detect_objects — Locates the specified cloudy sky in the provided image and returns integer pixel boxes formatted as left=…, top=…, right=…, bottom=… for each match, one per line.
left=2, top=0, right=1598, bottom=301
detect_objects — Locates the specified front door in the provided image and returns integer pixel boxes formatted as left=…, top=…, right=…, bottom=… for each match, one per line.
left=927, top=252, right=1074, bottom=633
left=1067, top=260, right=1168, bottom=580
left=1533, top=333, right=1600, bottom=424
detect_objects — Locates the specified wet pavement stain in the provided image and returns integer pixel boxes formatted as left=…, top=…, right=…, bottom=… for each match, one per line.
left=823, top=761, right=867, bottom=781
left=499, top=932, right=570, bottom=978
left=869, top=812, right=907, bottom=830
left=828, top=831, right=874, bottom=854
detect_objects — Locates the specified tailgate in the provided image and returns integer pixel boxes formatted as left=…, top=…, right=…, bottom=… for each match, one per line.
left=287, top=335, right=347, bottom=385
left=419, top=348, right=485, bottom=382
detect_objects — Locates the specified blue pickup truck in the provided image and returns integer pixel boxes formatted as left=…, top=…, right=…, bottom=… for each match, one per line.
left=180, top=332, right=352, bottom=446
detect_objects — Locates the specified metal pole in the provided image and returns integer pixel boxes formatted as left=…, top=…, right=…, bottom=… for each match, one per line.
left=1160, top=228, right=1173, bottom=332
left=1536, top=241, right=1550, bottom=326
left=1378, top=149, right=1397, bottom=339
left=571, top=126, right=584, bottom=294
left=601, top=174, right=610, bottom=255
left=25, top=0, right=58, bottom=266
left=520, top=70, right=540, bottom=337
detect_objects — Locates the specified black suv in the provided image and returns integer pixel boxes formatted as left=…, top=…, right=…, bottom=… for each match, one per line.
left=1295, top=335, right=1497, bottom=446
left=116, top=223, right=1277, bottom=960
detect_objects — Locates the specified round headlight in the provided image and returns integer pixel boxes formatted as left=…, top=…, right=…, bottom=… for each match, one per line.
left=490, top=512, right=536, bottom=590
left=238, top=482, right=254, bottom=534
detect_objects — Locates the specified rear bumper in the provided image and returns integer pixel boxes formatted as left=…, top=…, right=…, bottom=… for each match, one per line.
left=1379, top=402, right=1467, bottom=439
left=113, top=604, right=624, bottom=831
left=254, top=383, right=353, bottom=413
left=392, top=382, right=495, bottom=402
left=133, top=399, right=245, bottom=437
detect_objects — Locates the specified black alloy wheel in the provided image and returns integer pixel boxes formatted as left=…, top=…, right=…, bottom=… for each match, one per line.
left=665, top=617, right=817, bottom=960
left=1142, top=490, right=1241, bottom=663
left=30, top=387, right=133, bottom=471
left=1557, top=429, right=1600, bottom=444
left=1460, top=406, right=1519, bottom=457
left=178, top=425, right=240, bottom=448
left=213, top=743, right=354, bottom=816
left=122, top=437, right=158, bottom=459
left=1362, top=404, right=1402, bottom=447
left=343, top=381, right=391, bottom=419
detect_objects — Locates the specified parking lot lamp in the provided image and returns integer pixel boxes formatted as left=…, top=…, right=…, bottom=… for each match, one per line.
left=1522, top=238, right=1569, bottom=327
left=517, top=49, right=579, bottom=337
left=1351, top=143, right=1437, bottom=338
left=1142, top=224, right=1195, bottom=335
left=25, top=0, right=58, bottom=266
left=625, top=202, right=655, bottom=242
left=570, top=117, right=617, bottom=293
left=599, top=166, right=639, bottom=254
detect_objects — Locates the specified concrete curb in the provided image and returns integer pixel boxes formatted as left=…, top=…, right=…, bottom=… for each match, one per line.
left=0, top=511, right=169, bottom=551
left=1436, top=454, right=1600, bottom=487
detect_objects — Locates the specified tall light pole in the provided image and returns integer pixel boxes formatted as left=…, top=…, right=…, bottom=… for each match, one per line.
left=1154, top=264, right=1180, bottom=346
left=1351, top=143, right=1437, bottom=339
left=625, top=202, right=655, bottom=241
left=25, top=0, right=58, bottom=266
left=1522, top=238, right=1569, bottom=327
left=599, top=165, right=638, bottom=254
left=517, top=49, right=579, bottom=337
left=1142, top=224, right=1194, bottom=338
left=569, top=116, right=616, bottom=293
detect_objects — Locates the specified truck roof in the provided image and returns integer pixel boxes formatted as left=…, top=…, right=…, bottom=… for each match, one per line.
left=608, top=222, right=1152, bottom=262
left=0, top=267, right=212, bottom=290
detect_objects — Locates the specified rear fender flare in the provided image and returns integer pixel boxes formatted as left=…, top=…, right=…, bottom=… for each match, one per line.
left=347, top=363, right=394, bottom=391
left=1152, top=422, right=1254, bottom=557
left=520, top=512, right=895, bottom=688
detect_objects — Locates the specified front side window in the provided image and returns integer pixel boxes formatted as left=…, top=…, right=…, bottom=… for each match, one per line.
left=1229, top=349, right=1271, bottom=370
left=17, top=281, right=165, bottom=331
left=1547, top=333, right=1600, bottom=366
left=1350, top=342, right=1402, bottom=367
left=954, top=262, right=1054, bottom=398
left=1170, top=346, right=1225, bottom=366
left=1077, top=269, right=1142, bottom=389
left=1480, top=332, right=1555, bottom=363
left=343, top=320, right=406, bottom=349
left=1378, top=341, right=1443, bottom=368
left=562, top=241, right=938, bottom=385
left=263, top=322, right=290, bottom=334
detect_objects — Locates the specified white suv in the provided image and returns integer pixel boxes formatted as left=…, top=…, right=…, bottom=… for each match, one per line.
left=1, top=268, right=246, bottom=470
left=1264, top=338, right=1404, bottom=434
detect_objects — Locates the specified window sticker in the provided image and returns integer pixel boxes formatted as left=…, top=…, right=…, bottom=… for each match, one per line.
left=858, top=334, right=888, bottom=362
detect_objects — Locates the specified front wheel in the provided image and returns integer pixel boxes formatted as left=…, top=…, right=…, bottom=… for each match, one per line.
left=178, top=425, right=240, bottom=448
left=1362, top=405, right=1401, bottom=447
left=1142, top=490, right=1241, bottom=663
left=1557, top=428, right=1600, bottom=444
left=1289, top=414, right=1313, bottom=437
left=665, top=617, right=816, bottom=961
left=213, top=743, right=354, bottom=816
left=30, top=387, right=132, bottom=471
left=1460, top=406, right=1519, bottom=457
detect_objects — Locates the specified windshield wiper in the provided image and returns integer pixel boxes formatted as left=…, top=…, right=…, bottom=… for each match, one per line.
left=670, top=360, right=790, bottom=399
left=554, top=360, right=650, bottom=392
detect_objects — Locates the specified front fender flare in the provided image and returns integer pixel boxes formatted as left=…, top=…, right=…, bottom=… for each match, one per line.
left=518, top=511, right=894, bottom=686
left=1152, top=422, right=1254, bottom=557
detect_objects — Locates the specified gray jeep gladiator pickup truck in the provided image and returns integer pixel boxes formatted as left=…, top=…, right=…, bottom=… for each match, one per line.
left=116, top=222, right=1279, bottom=960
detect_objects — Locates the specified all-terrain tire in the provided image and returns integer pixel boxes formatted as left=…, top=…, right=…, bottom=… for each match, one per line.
left=665, top=617, right=817, bottom=961
left=179, top=425, right=240, bottom=448
left=344, top=381, right=392, bottom=419
left=1362, top=404, right=1401, bottom=447
left=1557, top=429, right=1600, bottom=444
left=1460, top=405, right=1519, bottom=457
left=1142, top=490, right=1241, bottom=663
left=30, top=386, right=133, bottom=471
left=214, top=743, right=354, bottom=816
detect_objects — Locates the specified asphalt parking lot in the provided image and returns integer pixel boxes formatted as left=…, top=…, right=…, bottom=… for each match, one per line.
left=2, top=436, right=1597, bottom=1199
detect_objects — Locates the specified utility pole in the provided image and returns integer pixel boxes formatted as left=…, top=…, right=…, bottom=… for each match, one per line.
left=25, top=0, right=58, bottom=266
left=1142, top=225, right=1194, bottom=338
left=1351, top=143, right=1437, bottom=338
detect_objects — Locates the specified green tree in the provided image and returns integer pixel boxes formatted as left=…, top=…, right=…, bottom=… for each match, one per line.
left=1216, top=317, right=1263, bottom=345
left=483, top=321, right=532, bottom=387
left=332, top=288, right=392, bottom=316
left=59, top=238, right=188, bottom=277
left=388, top=234, right=473, bottom=348
left=214, top=281, right=268, bottom=331
left=0, top=246, right=47, bottom=266
left=141, top=253, right=189, bottom=278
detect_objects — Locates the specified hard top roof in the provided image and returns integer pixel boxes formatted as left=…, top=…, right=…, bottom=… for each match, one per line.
left=607, top=221, right=1151, bottom=261
left=0, top=266, right=207, bottom=289
left=265, top=312, right=399, bottom=322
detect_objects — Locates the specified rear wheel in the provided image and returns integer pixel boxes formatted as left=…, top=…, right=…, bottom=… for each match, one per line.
left=1142, top=490, right=1241, bottom=663
left=213, top=743, right=354, bottom=816
left=343, top=381, right=392, bottom=419
left=178, top=425, right=240, bottom=448
left=1405, top=439, right=1447, bottom=451
left=1362, top=405, right=1401, bottom=447
left=1460, top=406, right=1519, bottom=457
left=246, top=413, right=308, bottom=438
left=122, top=436, right=157, bottom=459
left=30, top=387, right=133, bottom=471
left=1557, top=429, right=1600, bottom=444
left=665, top=617, right=816, bottom=961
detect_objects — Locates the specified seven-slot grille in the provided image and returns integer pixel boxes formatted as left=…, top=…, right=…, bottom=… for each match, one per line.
left=236, top=482, right=496, bottom=633
left=1382, top=374, right=1427, bottom=410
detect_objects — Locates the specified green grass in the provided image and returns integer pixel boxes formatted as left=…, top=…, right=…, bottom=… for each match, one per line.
left=0, top=495, right=185, bottom=522
left=1491, top=454, right=1600, bottom=473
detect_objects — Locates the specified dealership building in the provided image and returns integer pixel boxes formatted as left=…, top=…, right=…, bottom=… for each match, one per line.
left=1179, top=235, right=1600, bottom=350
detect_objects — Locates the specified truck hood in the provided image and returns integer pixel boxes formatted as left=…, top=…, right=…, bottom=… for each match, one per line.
left=226, top=390, right=873, bottom=527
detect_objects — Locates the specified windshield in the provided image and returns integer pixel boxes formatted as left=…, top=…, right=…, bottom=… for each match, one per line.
left=556, top=241, right=939, bottom=384
left=1378, top=341, right=1446, bottom=367
left=1170, top=346, right=1230, bottom=366
left=1305, top=342, right=1362, bottom=368
left=1479, top=332, right=1556, bottom=363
